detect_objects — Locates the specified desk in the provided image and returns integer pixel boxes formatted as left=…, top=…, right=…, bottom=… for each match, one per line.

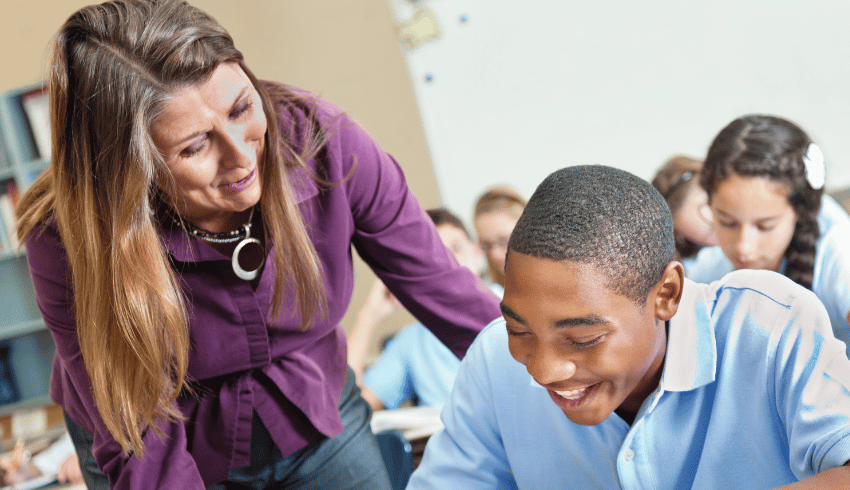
left=370, top=405, right=443, bottom=441
left=1, top=477, right=84, bottom=490
left=371, top=405, right=443, bottom=469
left=43, top=482, right=85, bottom=490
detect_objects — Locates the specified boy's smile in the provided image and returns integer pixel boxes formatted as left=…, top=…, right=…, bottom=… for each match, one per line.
left=501, top=251, right=669, bottom=426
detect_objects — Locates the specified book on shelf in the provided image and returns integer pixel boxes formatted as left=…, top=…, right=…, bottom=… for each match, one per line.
left=0, top=180, right=18, bottom=249
left=0, top=341, right=20, bottom=405
left=0, top=125, right=8, bottom=170
left=19, top=88, right=50, bottom=161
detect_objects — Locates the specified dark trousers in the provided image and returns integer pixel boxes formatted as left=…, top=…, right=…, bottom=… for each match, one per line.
left=65, top=368, right=392, bottom=489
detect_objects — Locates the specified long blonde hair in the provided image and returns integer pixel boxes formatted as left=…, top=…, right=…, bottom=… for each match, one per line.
left=17, top=0, right=325, bottom=457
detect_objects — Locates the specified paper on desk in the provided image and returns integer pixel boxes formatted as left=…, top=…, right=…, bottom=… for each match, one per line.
left=370, top=405, right=444, bottom=440
left=0, top=473, right=59, bottom=490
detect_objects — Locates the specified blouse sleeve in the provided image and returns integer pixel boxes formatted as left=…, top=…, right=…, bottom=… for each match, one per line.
left=323, top=104, right=502, bottom=358
left=25, top=224, right=207, bottom=489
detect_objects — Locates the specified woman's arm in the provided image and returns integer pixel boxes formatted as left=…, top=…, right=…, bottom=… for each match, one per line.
left=330, top=107, right=501, bottom=358
left=775, top=461, right=850, bottom=489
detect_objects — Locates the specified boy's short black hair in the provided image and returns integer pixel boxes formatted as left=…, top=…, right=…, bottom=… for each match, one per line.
left=427, top=207, right=471, bottom=239
left=508, top=165, right=675, bottom=304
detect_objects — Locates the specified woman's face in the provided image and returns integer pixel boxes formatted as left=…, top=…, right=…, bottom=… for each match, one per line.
left=152, top=62, right=267, bottom=233
left=710, top=174, right=798, bottom=272
left=672, top=180, right=717, bottom=247
left=475, top=210, right=521, bottom=282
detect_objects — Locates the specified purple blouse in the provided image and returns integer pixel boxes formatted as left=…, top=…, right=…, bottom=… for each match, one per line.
left=25, top=89, right=501, bottom=488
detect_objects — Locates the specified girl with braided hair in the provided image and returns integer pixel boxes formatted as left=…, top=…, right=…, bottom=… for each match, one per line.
left=684, top=114, right=850, bottom=356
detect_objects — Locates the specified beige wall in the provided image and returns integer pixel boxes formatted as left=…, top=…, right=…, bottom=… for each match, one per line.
left=3, top=0, right=436, bottom=357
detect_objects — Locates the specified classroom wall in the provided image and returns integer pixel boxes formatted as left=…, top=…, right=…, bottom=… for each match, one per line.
left=3, top=0, right=434, bottom=355
left=387, top=0, right=850, bottom=228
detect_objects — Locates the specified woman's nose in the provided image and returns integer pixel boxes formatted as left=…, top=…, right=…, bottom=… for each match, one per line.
left=220, top=124, right=260, bottom=168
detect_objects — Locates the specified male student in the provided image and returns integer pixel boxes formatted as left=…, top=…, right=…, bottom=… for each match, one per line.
left=407, top=165, right=850, bottom=489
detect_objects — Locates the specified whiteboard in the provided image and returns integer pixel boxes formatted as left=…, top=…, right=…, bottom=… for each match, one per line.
left=387, top=0, right=850, bottom=229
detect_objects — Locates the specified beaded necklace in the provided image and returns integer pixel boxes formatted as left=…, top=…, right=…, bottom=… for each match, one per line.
left=181, top=206, right=265, bottom=280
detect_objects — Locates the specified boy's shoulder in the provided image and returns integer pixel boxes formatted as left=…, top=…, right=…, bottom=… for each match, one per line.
left=699, top=269, right=833, bottom=341
left=469, top=317, right=510, bottom=360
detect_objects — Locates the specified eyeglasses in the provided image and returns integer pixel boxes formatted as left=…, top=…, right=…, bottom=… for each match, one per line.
left=480, top=238, right=510, bottom=254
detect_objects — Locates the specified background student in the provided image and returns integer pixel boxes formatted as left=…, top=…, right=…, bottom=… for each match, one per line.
left=348, top=208, right=501, bottom=411
left=685, top=114, right=850, bottom=355
left=17, top=1, right=500, bottom=488
left=651, top=155, right=718, bottom=260
left=0, top=433, right=83, bottom=486
left=408, top=165, right=850, bottom=489
left=472, top=186, right=527, bottom=291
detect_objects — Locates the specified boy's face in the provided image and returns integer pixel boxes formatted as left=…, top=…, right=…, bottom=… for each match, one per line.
left=501, top=251, right=667, bottom=426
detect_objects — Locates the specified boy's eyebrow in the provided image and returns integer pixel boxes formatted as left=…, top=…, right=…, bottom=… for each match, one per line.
left=500, top=303, right=526, bottom=325
left=553, top=315, right=609, bottom=328
left=500, top=303, right=609, bottom=329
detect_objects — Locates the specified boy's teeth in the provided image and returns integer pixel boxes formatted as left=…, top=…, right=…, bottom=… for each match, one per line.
left=555, top=386, right=588, bottom=400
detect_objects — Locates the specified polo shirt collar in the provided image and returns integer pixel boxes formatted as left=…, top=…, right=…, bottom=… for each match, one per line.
left=661, top=278, right=717, bottom=392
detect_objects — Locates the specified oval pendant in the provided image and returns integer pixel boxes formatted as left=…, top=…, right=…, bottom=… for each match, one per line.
left=232, top=237, right=264, bottom=281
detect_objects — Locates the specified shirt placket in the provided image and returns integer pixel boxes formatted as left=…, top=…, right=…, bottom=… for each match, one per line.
left=617, top=387, right=665, bottom=490
left=228, top=281, right=271, bottom=468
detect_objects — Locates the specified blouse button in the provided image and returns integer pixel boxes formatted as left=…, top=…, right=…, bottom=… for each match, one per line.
left=624, top=449, right=635, bottom=461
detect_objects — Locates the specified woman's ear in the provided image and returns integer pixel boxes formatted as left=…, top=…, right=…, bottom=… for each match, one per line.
left=653, top=261, right=684, bottom=321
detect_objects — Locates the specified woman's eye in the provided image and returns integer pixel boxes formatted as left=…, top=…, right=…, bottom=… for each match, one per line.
left=181, top=136, right=208, bottom=158
left=230, top=99, right=253, bottom=118
left=718, top=220, right=736, bottom=229
left=757, top=224, right=777, bottom=232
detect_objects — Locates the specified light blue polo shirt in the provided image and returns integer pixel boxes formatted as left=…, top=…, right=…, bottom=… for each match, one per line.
left=408, top=271, right=850, bottom=489
left=364, top=283, right=504, bottom=409
left=683, top=194, right=850, bottom=356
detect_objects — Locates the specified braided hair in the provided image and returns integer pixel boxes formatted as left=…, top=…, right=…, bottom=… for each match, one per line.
left=700, top=115, right=822, bottom=290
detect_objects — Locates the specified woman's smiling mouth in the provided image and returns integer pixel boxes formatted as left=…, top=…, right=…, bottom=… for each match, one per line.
left=222, top=168, right=257, bottom=192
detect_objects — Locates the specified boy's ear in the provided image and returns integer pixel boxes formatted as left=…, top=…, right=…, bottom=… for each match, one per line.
left=653, top=261, right=684, bottom=321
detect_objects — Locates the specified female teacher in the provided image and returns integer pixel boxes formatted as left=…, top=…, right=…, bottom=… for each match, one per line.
left=16, top=0, right=501, bottom=488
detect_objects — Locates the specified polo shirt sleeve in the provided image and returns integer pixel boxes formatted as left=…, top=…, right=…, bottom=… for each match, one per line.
left=363, top=325, right=416, bottom=410
left=773, top=287, right=850, bottom=479
left=407, top=322, right=518, bottom=490
left=331, top=107, right=502, bottom=358
left=813, top=223, right=850, bottom=352
left=25, top=224, right=206, bottom=489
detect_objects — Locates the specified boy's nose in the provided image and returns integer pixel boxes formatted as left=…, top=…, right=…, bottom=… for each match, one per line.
left=526, top=346, right=577, bottom=386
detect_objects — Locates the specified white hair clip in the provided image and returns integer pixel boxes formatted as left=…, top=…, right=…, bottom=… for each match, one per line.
left=803, top=143, right=825, bottom=190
